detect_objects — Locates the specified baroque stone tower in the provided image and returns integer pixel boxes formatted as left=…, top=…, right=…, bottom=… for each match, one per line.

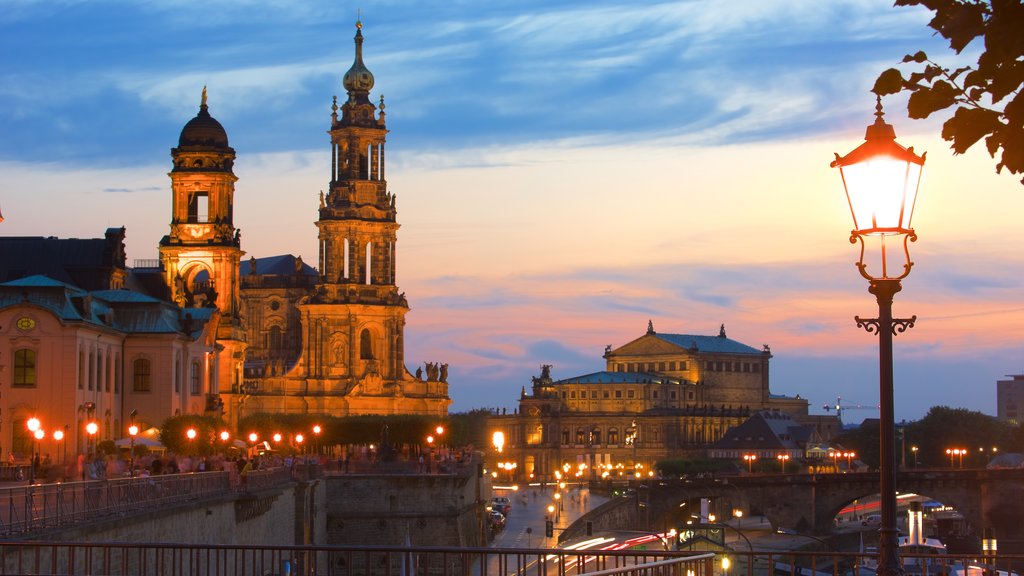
left=159, top=89, right=246, bottom=406
left=228, top=22, right=450, bottom=421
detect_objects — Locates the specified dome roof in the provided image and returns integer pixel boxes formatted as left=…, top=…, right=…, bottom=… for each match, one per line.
left=342, top=23, right=374, bottom=97
left=178, top=89, right=229, bottom=148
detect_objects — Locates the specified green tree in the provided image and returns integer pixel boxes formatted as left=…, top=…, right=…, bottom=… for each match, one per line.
left=873, top=0, right=1024, bottom=184
left=160, top=414, right=224, bottom=456
left=837, top=406, right=1016, bottom=469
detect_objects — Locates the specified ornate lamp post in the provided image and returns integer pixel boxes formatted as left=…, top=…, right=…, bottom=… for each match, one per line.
left=832, top=96, right=925, bottom=576
left=312, top=424, right=322, bottom=457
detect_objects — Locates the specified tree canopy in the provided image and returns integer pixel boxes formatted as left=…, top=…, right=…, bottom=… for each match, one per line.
left=873, top=0, right=1024, bottom=185
left=835, top=405, right=1020, bottom=469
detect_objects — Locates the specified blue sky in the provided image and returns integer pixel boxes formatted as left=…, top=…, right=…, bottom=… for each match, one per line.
left=2, top=0, right=1023, bottom=422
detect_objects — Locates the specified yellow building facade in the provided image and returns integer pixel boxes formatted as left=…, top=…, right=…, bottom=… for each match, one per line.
left=488, top=322, right=809, bottom=482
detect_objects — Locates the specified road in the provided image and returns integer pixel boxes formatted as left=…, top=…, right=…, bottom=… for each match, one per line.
left=490, top=484, right=607, bottom=549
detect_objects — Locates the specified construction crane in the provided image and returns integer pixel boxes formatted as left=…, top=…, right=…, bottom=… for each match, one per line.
left=822, top=396, right=878, bottom=424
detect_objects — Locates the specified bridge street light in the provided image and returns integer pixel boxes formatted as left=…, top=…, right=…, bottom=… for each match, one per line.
left=742, top=454, right=757, bottom=474
left=832, top=95, right=925, bottom=576
left=776, top=454, right=790, bottom=474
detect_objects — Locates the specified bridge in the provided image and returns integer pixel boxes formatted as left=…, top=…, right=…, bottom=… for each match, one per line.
left=636, top=468, right=1024, bottom=543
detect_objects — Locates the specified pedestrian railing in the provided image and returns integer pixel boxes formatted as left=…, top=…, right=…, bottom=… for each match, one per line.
left=706, top=549, right=1024, bottom=576
left=0, top=469, right=299, bottom=538
left=0, top=542, right=717, bottom=576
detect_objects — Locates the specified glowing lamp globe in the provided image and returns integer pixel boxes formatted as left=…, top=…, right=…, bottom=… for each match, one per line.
left=832, top=100, right=924, bottom=235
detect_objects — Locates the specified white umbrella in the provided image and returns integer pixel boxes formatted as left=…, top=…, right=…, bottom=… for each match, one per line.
left=114, top=436, right=163, bottom=448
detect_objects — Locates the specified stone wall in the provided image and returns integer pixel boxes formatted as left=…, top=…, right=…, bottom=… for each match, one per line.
left=324, top=472, right=488, bottom=548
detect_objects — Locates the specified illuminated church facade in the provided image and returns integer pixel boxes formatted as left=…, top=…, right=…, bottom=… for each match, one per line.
left=0, top=22, right=449, bottom=456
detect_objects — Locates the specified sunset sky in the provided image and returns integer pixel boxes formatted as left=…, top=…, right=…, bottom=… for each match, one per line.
left=2, top=1, right=1022, bottom=422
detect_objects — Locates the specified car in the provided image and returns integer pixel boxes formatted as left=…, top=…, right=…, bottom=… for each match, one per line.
left=491, top=496, right=511, bottom=515
left=861, top=515, right=882, bottom=527
left=488, top=511, right=506, bottom=530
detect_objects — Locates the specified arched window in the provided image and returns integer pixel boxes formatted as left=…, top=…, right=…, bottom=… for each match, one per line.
left=133, top=358, right=151, bottom=392
left=608, top=427, right=619, bottom=445
left=11, top=418, right=32, bottom=458
left=268, top=325, right=283, bottom=353
left=360, top=329, right=374, bottom=360
left=575, top=427, right=585, bottom=445
left=561, top=428, right=570, bottom=446
left=591, top=428, right=602, bottom=445
left=13, top=349, right=37, bottom=388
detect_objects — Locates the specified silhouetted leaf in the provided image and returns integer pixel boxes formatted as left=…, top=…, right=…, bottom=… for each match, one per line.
left=942, top=107, right=1003, bottom=154
left=949, top=65, right=972, bottom=81
left=873, top=68, right=904, bottom=96
left=903, top=51, right=928, bottom=63
left=923, top=64, right=945, bottom=81
left=907, top=81, right=958, bottom=118
left=944, top=2, right=987, bottom=53
left=963, top=69, right=986, bottom=87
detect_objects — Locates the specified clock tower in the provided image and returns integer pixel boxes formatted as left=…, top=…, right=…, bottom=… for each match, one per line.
left=159, top=88, right=246, bottom=405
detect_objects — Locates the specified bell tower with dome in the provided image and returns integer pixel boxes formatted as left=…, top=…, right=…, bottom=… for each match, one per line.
left=159, top=88, right=246, bottom=410
left=277, top=20, right=448, bottom=416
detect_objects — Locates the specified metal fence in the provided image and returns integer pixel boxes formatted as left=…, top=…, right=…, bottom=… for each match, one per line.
left=0, top=543, right=716, bottom=576
left=714, top=549, right=1024, bottom=576
left=0, top=469, right=296, bottom=537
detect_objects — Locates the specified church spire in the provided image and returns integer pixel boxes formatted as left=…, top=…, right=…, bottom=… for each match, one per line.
left=343, top=20, right=375, bottom=104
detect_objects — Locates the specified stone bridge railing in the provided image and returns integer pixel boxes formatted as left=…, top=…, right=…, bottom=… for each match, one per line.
left=592, top=468, right=1024, bottom=547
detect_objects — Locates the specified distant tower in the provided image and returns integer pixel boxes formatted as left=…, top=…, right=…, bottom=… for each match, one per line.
left=159, top=88, right=246, bottom=406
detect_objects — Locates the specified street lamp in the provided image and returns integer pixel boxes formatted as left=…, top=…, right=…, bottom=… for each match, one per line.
left=27, top=418, right=41, bottom=484
left=844, top=451, right=857, bottom=470
left=86, top=421, right=99, bottom=456
left=832, top=95, right=925, bottom=576
left=777, top=453, right=790, bottom=473
left=186, top=427, right=197, bottom=455
left=742, top=454, right=757, bottom=473
left=911, top=445, right=919, bottom=468
left=295, top=433, right=305, bottom=457
left=128, top=423, right=139, bottom=477
left=53, top=429, right=65, bottom=468
left=312, top=424, right=322, bottom=456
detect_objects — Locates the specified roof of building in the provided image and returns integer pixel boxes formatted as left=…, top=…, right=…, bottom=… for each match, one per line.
left=554, top=371, right=688, bottom=386
left=0, top=229, right=126, bottom=290
left=243, top=254, right=317, bottom=277
left=711, top=410, right=811, bottom=450
left=654, top=333, right=762, bottom=355
left=178, top=95, right=229, bottom=148
left=0, top=274, right=213, bottom=338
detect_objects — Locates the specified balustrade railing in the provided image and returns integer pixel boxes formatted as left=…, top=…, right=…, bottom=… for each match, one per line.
left=0, top=543, right=716, bottom=576
left=0, top=469, right=298, bottom=537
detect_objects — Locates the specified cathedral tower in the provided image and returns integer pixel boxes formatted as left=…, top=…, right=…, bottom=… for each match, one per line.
left=159, top=89, right=246, bottom=405
left=286, top=21, right=448, bottom=416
